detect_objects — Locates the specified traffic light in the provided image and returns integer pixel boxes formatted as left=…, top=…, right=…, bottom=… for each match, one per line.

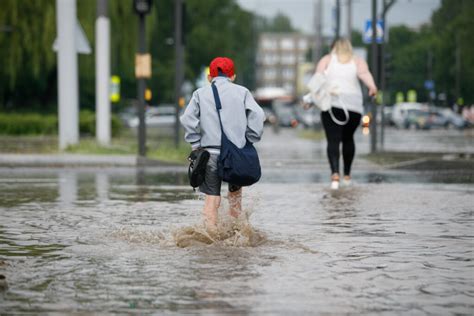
left=144, top=88, right=152, bottom=102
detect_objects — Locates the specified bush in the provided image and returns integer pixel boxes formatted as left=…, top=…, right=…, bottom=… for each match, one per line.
left=0, top=113, right=57, bottom=135
left=0, top=111, right=123, bottom=136
left=79, top=110, right=123, bottom=137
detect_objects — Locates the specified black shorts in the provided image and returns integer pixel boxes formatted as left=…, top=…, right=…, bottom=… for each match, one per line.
left=199, top=154, right=241, bottom=196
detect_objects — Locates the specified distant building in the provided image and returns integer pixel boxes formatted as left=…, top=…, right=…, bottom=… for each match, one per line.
left=256, top=33, right=313, bottom=97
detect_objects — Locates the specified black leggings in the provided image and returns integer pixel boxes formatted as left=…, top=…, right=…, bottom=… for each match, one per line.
left=321, top=108, right=362, bottom=176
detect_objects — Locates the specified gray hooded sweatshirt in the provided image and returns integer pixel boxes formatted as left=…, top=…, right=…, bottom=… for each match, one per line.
left=180, top=76, right=265, bottom=153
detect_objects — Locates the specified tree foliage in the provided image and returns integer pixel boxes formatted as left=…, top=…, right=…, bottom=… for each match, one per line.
left=0, top=0, right=258, bottom=111
left=257, top=13, right=296, bottom=33
left=385, top=0, right=474, bottom=104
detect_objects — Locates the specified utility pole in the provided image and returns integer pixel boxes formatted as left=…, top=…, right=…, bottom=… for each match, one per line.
left=379, top=0, right=396, bottom=150
left=313, top=0, right=323, bottom=64
left=427, top=50, right=433, bottom=104
left=455, top=33, right=461, bottom=107
left=347, top=0, right=352, bottom=40
left=133, top=0, right=153, bottom=158
left=96, top=0, right=111, bottom=145
left=174, top=0, right=184, bottom=148
left=56, top=0, right=79, bottom=150
left=370, top=0, right=378, bottom=153
left=335, top=0, right=341, bottom=40
left=137, top=15, right=147, bottom=157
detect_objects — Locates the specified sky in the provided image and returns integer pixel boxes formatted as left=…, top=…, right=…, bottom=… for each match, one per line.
left=236, top=0, right=442, bottom=37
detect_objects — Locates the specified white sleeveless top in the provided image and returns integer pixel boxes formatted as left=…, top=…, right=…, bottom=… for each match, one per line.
left=325, top=54, right=364, bottom=114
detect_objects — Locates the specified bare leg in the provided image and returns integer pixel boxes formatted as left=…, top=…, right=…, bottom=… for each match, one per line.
left=203, top=195, right=221, bottom=228
left=228, top=188, right=242, bottom=218
left=331, top=173, right=340, bottom=190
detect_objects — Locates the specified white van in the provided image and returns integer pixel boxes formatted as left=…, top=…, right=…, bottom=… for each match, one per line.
left=392, top=102, right=427, bottom=128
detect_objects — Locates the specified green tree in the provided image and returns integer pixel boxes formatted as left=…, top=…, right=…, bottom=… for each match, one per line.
left=0, top=0, right=56, bottom=111
left=0, top=0, right=260, bottom=110
left=257, top=12, right=296, bottom=33
left=430, top=0, right=474, bottom=104
left=382, top=0, right=474, bottom=105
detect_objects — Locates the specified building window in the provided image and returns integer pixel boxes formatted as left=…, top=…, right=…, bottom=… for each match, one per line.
left=283, top=68, right=294, bottom=79
left=281, top=54, right=296, bottom=65
left=299, top=39, right=308, bottom=50
left=264, top=68, right=277, bottom=80
left=262, top=38, right=277, bottom=50
left=280, top=38, right=295, bottom=50
left=263, top=54, right=273, bottom=65
left=284, top=83, right=294, bottom=93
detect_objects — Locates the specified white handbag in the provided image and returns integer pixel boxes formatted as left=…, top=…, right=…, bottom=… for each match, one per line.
left=304, top=72, right=349, bottom=126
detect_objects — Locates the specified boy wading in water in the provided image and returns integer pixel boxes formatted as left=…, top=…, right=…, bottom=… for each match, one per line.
left=180, top=57, right=265, bottom=230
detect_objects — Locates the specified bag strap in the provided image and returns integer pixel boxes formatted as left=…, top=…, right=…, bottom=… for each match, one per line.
left=329, top=105, right=350, bottom=125
left=211, top=82, right=226, bottom=134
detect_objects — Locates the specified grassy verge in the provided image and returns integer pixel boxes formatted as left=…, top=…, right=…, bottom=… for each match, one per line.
left=297, top=129, right=325, bottom=141
left=0, top=131, right=191, bottom=164
left=364, top=151, right=474, bottom=167
left=0, top=135, right=58, bottom=153
left=0, top=111, right=122, bottom=136
left=148, top=141, right=190, bottom=164
left=363, top=152, right=429, bottom=166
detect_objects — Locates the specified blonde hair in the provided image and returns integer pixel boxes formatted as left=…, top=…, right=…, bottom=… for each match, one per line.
left=331, top=38, right=353, bottom=63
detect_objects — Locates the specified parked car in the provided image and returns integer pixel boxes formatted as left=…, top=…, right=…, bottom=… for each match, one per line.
left=119, top=106, right=137, bottom=127
left=382, top=106, right=394, bottom=126
left=263, top=107, right=278, bottom=125
left=295, top=106, right=321, bottom=128
left=273, top=101, right=299, bottom=127
left=440, top=108, right=468, bottom=129
left=404, top=109, right=431, bottom=129
left=127, top=104, right=178, bottom=128
left=392, top=102, right=427, bottom=128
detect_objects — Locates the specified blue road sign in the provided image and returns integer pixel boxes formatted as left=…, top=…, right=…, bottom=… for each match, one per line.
left=363, top=20, right=384, bottom=44
left=424, top=80, right=435, bottom=91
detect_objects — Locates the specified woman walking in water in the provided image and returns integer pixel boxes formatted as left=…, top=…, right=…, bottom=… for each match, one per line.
left=313, top=38, right=377, bottom=189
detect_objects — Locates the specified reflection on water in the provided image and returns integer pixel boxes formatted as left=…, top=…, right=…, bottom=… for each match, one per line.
left=0, top=169, right=473, bottom=314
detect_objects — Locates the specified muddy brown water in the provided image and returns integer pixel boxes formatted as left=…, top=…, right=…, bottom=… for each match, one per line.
left=0, top=167, right=472, bottom=314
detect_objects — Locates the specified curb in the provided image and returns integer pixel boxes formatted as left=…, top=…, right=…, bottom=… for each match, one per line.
left=0, top=154, right=182, bottom=168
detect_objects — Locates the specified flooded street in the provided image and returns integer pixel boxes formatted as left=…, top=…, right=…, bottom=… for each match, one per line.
left=1, top=128, right=473, bottom=314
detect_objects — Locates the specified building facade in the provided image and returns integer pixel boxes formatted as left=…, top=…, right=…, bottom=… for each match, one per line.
left=256, top=33, right=312, bottom=97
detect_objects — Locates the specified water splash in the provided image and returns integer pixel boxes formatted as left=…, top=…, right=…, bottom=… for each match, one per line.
left=108, top=190, right=266, bottom=248
left=172, top=215, right=266, bottom=248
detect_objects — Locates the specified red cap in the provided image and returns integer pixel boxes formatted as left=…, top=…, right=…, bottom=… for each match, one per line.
left=209, top=57, right=235, bottom=78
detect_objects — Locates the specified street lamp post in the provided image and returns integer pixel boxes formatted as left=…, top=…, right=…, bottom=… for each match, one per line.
left=370, top=0, right=378, bottom=153
left=380, top=0, right=396, bottom=150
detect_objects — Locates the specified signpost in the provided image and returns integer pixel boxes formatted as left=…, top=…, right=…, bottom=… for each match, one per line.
left=407, top=89, right=417, bottom=103
left=424, top=80, right=435, bottom=91
left=55, top=0, right=82, bottom=150
left=95, top=0, right=111, bottom=146
left=396, top=91, right=404, bottom=103
left=110, top=76, right=120, bottom=103
left=363, top=19, right=384, bottom=44
left=133, top=0, right=153, bottom=158
left=174, top=0, right=185, bottom=148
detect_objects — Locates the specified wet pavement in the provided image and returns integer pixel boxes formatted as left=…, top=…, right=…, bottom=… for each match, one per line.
left=0, top=127, right=473, bottom=314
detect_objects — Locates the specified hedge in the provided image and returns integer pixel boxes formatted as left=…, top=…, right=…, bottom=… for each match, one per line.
left=0, top=111, right=123, bottom=136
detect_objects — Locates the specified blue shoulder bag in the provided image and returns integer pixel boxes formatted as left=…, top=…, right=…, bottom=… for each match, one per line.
left=211, top=82, right=261, bottom=186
